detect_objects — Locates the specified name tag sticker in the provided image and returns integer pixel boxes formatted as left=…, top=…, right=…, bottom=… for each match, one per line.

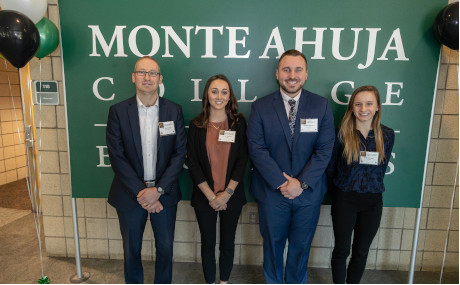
left=159, top=121, right=176, bottom=136
left=300, top=118, right=318, bottom=132
left=359, top=151, right=379, bottom=165
left=218, top=130, right=236, bottom=143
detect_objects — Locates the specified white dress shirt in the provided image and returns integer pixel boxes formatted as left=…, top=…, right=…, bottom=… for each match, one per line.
left=280, top=89, right=301, bottom=119
left=137, top=95, right=159, bottom=182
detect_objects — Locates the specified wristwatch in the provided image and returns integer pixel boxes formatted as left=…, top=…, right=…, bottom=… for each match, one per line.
left=299, top=180, right=309, bottom=190
left=227, top=188, right=234, bottom=196
left=157, top=187, right=165, bottom=195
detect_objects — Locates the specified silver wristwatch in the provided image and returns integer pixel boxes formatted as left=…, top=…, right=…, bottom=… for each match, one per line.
left=157, top=187, right=165, bottom=195
left=299, top=180, right=309, bottom=190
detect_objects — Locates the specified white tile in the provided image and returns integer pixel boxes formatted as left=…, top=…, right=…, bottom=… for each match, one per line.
left=378, top=229, right=402, bottom=250
left=375, top=250, right=399, bottom=270
left=173, top=242, right=196, bottom=262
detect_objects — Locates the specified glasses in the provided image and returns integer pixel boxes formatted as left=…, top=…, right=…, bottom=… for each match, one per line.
left=134, top=70, right=161, bottom=77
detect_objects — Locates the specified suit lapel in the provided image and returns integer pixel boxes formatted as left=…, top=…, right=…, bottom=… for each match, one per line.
left=127, top=96, right=143, bottom=165
left=157, top=97, right=165, bottom=155
left=293, top=90, right=310, bottom=148
left=272, top=91, right=293, bottom=150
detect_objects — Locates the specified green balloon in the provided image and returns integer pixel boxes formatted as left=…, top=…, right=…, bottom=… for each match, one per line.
left=35, top=18, right=59, bottom=59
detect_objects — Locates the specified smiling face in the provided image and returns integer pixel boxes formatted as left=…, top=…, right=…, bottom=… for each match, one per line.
left=132, top=58, right=163, bottom=96
left=276, top=55, right=308, bottom=97
left=352, top=90, right=379, bottom=125
left=207, top=79, right=230, bottom=112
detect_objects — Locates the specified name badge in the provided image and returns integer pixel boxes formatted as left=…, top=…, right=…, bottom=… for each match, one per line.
left=300, top=118, right=318, bottom=132
left=218, top=130, right=236, bottom=143
left=359, top=151, right=379, bottom=165
left=158, top=121, right=176, bottom=136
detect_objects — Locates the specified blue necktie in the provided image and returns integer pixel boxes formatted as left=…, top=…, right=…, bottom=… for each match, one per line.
left=288, top=99, right=296, bottom=140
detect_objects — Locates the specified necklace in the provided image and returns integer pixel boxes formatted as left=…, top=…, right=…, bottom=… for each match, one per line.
left=209, top=121, right=223, bottom=130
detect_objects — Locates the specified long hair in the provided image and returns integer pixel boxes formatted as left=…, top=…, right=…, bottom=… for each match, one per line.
left=338, top=85, right=385, bottom=164
left=192, top=74, right=242, bottom=128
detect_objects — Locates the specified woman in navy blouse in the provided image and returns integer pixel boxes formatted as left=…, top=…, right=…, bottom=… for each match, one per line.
left=327, top=85, right=394, bottom=284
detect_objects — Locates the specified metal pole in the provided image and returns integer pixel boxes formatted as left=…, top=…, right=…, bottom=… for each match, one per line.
left=70, top=198, right=90, bottom=283
left=53, top=10, right=90, bottom=283
left=408, top=49, right=441, bottom=284
left=408, top=206, right=423, bottom=283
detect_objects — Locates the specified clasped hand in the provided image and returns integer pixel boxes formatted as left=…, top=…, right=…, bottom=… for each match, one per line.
left=279, top=172, right=303, bottom=199
left=209, top=191, right=230, bottom=211
left=137, top=187, right=163, bottom=213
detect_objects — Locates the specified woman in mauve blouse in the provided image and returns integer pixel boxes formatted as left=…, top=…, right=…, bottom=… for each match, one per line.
left=187, top=74, right=248, bottom=284
left=327, top=85, right=394, bottom=284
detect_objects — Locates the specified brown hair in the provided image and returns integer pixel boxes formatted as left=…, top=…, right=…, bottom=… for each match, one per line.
left=192, top=74, right=242, bottom=128
left=278, top=49, right=308, bottom=69
left=338, top=85, right=385, bottom=164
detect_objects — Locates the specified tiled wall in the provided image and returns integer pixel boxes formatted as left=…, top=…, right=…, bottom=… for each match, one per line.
left=0, top=61, right=28, bottom=184
left=36, top=0, right=458, bottom=273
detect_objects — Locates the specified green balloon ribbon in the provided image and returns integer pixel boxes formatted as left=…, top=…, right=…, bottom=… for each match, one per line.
left=37, top=276, right=50, bottom=284
left=35, top=18, right=60, bottom=59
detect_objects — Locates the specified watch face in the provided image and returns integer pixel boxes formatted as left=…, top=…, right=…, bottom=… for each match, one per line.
left=301, top=182, right=308, bottom=190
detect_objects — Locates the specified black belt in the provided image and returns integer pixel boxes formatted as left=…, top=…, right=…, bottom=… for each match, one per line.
left=144, top=180, right=155, bottom=187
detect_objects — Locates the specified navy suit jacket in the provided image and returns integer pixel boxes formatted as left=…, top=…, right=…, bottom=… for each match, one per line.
left=106, top=95, right=187, bottom=211
left=247, top=89, right=335, bottom=206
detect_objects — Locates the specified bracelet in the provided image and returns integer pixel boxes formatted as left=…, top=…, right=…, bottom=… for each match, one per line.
left=210, top=195, right=216, bottom=202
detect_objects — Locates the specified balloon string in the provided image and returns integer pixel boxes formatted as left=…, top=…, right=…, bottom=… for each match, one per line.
left=36, top=60, right=44, bottom=277
left=439, top=156, right=458, bottom=284
left=439, top=51, right=460, bottom=283
left=14, top=64, right=45, bottom=278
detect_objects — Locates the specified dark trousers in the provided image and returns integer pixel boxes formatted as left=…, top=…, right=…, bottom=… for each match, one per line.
left=194, top=207, right=242, bottom=284
left=116, top=204, right=177, bottom=284
left=331, top=190, right=382, bottom=284
left=258, top=198, right=321, bottom=284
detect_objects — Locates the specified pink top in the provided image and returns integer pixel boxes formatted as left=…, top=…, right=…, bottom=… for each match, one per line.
left=206, top=119, right=231, bottom=193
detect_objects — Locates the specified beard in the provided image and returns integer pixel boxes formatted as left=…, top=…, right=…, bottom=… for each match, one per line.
left=279, top=82, right=303, bottom=96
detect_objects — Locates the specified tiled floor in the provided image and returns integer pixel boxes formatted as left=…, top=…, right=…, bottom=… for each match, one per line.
left=0, top=178, right=458, bottom=284
left=0, top=213, right=458, bottom=284
left=0, top=178, right=31, bottom=210
left=0, top=207, right=31, bottom=227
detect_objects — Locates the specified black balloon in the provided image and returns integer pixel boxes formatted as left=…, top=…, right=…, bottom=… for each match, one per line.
left=433, top=2, right=459, bottom=50
left=0, top=10, right=40, bottom=68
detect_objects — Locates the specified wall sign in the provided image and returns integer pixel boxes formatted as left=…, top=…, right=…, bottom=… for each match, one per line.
left=59, top=0, right=445, bottom=207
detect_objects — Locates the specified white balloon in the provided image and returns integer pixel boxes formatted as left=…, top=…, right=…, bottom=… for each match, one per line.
left=0, top=0, right=47, bottom=23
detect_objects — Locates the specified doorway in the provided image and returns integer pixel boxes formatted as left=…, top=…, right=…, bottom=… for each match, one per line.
left=0, top=60, right=39, bottom=226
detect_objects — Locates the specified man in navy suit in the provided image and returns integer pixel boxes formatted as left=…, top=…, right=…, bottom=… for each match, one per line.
left=106, top=56, right=186, bottom=284
left=247, top=49, right=335, bottom=283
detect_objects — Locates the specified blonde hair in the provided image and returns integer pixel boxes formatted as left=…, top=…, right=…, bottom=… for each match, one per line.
left=338, top=85, right=385, bottom=164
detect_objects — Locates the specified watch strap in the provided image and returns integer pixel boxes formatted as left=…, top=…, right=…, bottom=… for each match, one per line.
left=227, top=188, right=234, bottom=195
left=299, top=180, right=309, bottom=190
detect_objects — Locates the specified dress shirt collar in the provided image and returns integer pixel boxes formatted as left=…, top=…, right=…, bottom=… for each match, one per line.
left=136, top=94, right=159, bottom=109
left=280, top=89, right=301, bottom=104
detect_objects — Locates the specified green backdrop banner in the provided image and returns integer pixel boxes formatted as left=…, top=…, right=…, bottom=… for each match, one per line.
left=59, top=0, right=445, bottom=207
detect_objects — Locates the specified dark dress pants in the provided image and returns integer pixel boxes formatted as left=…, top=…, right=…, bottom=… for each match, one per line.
left=258, top=196, right=321, bottom=284
left=331, top=190, right=382, bottom=284
left=116, top=203, right=177, bottom=284
left=194, top=207, right=242, bottom=284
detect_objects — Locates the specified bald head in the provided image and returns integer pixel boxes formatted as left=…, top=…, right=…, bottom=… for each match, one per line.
left=133, top=56, right=160, bottom=73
